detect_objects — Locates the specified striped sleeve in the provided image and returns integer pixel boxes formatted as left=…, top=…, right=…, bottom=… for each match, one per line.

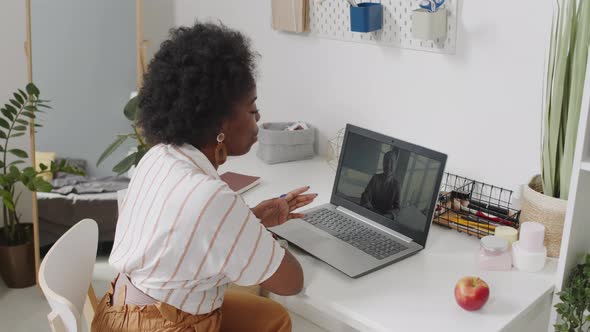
left=212, top=190, right=285, bottom=287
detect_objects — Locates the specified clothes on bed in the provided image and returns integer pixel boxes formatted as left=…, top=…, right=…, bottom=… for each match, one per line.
left=51, top=175, right=129, bottom=195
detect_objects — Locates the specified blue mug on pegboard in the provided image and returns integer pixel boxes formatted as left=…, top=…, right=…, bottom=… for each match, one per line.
left=350, top=2, right=383, bottom=33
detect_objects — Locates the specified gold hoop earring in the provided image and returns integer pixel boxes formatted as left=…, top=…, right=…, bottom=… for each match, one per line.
left=214, top=133, right=227, bottom=165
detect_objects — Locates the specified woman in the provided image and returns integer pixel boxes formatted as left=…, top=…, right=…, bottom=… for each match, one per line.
left=360, top=149, right=401, bottom=220
left=92, top=22, right=316, bottom=332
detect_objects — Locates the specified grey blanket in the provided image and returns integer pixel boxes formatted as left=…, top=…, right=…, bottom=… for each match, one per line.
left=51, top=175, right=129, bottom=195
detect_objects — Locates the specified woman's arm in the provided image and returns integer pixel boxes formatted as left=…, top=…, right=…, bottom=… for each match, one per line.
left=252, top=186, right=317, bottom=228
left=260, top=250, right=304, bottom=295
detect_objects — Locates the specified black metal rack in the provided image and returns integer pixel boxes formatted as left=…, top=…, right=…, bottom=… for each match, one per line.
left=433, top=173, right=521, bottom=238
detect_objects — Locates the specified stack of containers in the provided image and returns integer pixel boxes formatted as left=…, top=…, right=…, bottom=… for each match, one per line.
left=512, top=222, right=547, bottom=272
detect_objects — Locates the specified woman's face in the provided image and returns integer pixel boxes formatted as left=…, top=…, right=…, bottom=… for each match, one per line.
left=222, top=88, right=260, bottom=156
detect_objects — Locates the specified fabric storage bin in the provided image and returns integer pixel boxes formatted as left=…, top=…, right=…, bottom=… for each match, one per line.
left=257, top=122, right=315, bottom=164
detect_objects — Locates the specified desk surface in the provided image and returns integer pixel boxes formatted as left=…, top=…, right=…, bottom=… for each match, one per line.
left=222, top=152, right=556, bottom=332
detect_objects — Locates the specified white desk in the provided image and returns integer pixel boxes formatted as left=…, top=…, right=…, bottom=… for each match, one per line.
left=222, top=152, right=557, bottom=332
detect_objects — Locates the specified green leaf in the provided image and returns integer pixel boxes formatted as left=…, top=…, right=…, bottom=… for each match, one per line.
left=123, top=96, right=139, bottom=121
left=559, top=0, right=590, bottom=199
left=15, top=119, right=28, bottom=126
left=13, top=93, right=23, bottom=104
left=0, top=189, right=12, bottom=202
left=2, top=197, right=15, bottom=211
left=21, top=111, right=35, bottom=119
left=0, top=190, right=11, bottom=201
left=19, top=173, right=29, bottom=185
left=134, top=148, right=147, bottom=165
left=0, top=131, right=7, bottom=139
left=23, top=105, right=36, bottom=112
left=1, top=108, right=14, bottom=121
left=7, top=160, right=24, bottom=167
left=18, top=89, right=27, bottom=100
left=112, top=153, right=136, bottom=174
left=13, top=126, right=27, bottom=131
left=555, top=303, right=567, bottom=312
left=9, top=149, right=28, bottom=158
left=39, top=163, right=48, bottom=171
left=9, top=166, right=20, bottom=177
left=22, top=167, right=36, bottom=178
left=26, top=83, right=40, bottom=96
left=5, top=104, right=17, bottom=115
left=34, top=124, right=42, bottom=128
left=32, top=177, right=53, bottom=193
left=0, top=118, right=10, bottom=129
left=96, top=135, right=128, bottom=166
left=37, top=104, right=52, bottom=109
left=10, top=99, right=21, bottom=108
left=10, top=133, right=25, bottom=138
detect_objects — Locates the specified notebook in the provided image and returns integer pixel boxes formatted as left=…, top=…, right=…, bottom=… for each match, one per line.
left=220, top=172, right=261, bottom=194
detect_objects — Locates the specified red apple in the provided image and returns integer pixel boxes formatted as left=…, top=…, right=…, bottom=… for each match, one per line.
left=454, top=276, right=490, bottom=311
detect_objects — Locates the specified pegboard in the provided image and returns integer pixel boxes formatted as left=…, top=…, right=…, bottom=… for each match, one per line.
left=308, top=0, right=457, bottom=54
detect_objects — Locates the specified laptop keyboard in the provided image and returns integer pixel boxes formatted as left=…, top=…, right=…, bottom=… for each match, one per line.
left=303, top=208, right=408, bottom=260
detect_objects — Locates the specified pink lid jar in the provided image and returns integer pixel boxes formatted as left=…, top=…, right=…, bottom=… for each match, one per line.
left=478, top=235, right=512, bottom=270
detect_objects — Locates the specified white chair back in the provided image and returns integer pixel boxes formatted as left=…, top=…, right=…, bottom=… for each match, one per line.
left=39, top=219, right=99, bottom=332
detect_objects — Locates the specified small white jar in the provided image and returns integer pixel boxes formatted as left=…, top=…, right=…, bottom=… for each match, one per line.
left=512, top=240, right=547, bottom=272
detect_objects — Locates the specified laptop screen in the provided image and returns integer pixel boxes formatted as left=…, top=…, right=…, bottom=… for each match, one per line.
left=333, top=127, right=446, bottom=246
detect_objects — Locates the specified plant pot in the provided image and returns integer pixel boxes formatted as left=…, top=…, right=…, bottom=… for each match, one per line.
left=520, top=185, right=567, bottom=258
left=0, top=225, right=36, bottom=288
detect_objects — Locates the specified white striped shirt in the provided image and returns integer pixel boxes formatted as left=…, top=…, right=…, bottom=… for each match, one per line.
left=109, top=144, right=285, bottom=314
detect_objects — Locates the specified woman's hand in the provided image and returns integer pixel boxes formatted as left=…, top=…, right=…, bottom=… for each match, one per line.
left=252, top=186, right=318, bottom=228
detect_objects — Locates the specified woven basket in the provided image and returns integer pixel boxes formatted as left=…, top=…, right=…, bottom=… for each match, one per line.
left=520, top=185, right=567, bottom=257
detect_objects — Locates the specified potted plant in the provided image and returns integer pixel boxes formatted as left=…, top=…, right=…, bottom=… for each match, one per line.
left=0, top=83, right=82, bottom=288
left=97, top=95, right=149, bottom=175
left=520, top=0, right=590, bottom=257
left=554, top=254, right=590, bottom=331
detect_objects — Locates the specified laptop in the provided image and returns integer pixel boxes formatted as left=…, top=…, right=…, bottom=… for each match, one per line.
left=269, top=124, right=447, bottom=278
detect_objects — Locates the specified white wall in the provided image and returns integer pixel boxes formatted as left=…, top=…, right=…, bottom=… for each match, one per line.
left=0, top=0, right=33, bottom=224
left=174, top=0, right=554, bottom=194
left=31, top=0, right=136, bottom=177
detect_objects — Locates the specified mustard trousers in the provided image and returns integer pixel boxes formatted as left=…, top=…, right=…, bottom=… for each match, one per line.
left=91, top=281, right=292, bottom=332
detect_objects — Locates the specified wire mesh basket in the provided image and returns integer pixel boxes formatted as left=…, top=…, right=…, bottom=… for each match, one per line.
left=433, top=173, right=521, bottom=238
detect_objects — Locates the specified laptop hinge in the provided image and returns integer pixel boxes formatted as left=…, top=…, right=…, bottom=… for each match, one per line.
left=336, top=206, right=413, bottom=243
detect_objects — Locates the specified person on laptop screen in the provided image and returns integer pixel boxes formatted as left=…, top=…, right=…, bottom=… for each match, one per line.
left=360, top=149, right=401, bottom=220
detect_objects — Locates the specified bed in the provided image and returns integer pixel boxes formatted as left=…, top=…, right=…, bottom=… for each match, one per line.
left=37, top=159, right=129, bottom=255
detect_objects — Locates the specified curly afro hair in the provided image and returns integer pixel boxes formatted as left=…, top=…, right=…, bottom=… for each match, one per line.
left=138, top=22, right=257, bottom=148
